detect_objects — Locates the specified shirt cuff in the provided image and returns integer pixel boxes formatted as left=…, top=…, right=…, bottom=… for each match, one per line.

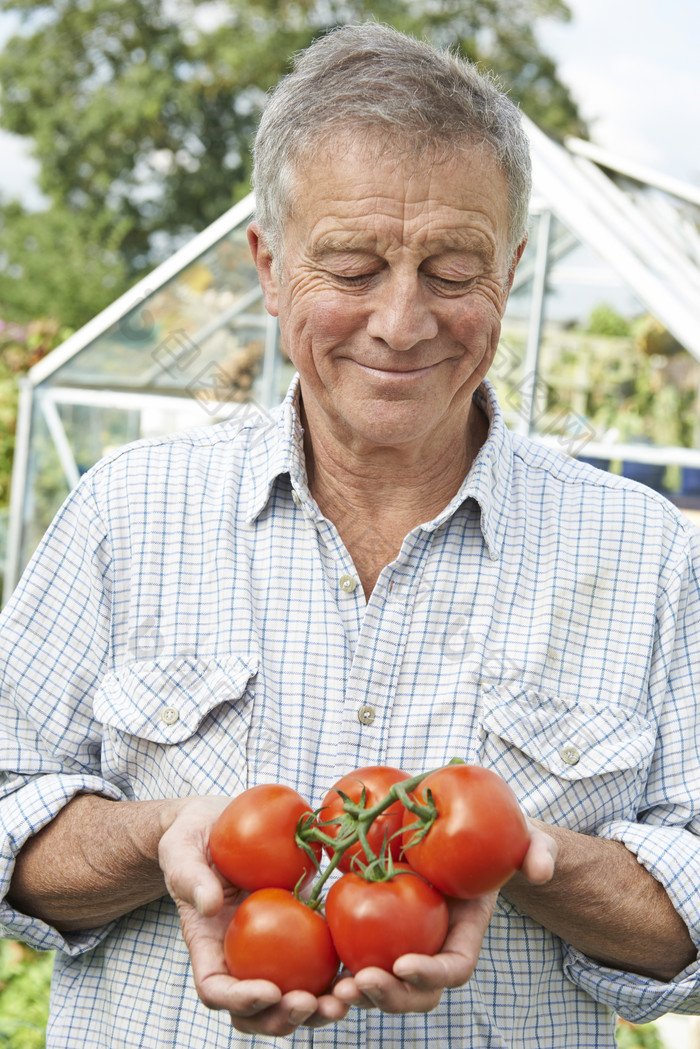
left=562, top=819, right=700, bottom=1022
left=562, top=946, right=700, bottom=1023
left=0, top=773, right=126, bottom=954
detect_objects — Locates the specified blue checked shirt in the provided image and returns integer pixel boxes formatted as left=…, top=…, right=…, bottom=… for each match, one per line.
left=2, top=376, right=700, bottom=1048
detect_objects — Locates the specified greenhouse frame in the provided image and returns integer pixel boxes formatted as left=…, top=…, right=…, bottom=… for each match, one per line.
left=3, top=116, right=700, bottom=603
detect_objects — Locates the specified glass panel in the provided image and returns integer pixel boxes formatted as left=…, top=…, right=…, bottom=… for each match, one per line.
left=53, top=219, right=270, bottom=405
left=57, top=400, right=141, bottom=474
left=501, top=212, right=700, bottom=496
left=21, top=400, right=70, bottom=570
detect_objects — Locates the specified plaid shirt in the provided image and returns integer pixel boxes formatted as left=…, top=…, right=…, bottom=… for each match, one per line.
left=1, top=376, right=700, bottom=1048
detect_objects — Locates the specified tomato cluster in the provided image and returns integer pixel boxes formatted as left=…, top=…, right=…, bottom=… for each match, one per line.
left=209, top=761, right=530, bottom=994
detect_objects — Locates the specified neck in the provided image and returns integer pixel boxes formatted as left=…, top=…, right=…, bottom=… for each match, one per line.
left=301, top=398, right=489, bottom=597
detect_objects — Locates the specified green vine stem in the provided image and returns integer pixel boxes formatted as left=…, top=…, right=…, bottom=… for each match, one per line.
left=298, top=757, right=465, bottom=906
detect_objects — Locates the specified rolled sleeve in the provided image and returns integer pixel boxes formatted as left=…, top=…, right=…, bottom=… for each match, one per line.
left=563, top=946, right=700, bottom=1023
left=562, top=821, right=700, bottom=1021
left=0, top=773, right=125, bottom=953
left=564, top=519, right=700, bottom=1021
left=0, top=474, right=117, bottom=953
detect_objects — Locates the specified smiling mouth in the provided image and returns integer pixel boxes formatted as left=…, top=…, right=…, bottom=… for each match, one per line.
left=355, top=363, right=437, bottom=378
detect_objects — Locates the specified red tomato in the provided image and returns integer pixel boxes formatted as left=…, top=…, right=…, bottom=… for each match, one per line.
left=325, top=864, right=449, bottom=974
left=318, top=765, right=410, bottom=873
left=209, top=784, right=321, bottom=891
left=401, top=764, right=530, bottom=898
left=224, top=888, right=339, bottom=995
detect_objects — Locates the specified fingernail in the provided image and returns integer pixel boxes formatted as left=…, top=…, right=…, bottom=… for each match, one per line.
left=363, top=985, right=384, bottom=1005
left=396, top=970, right=420, bottom=985
left=193, top=885, right=207, bottom=914
left=289, top=1008, right=314, bottom=1024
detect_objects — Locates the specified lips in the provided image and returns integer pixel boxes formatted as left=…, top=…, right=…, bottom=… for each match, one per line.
left=354, top=362, right=438, bottom=377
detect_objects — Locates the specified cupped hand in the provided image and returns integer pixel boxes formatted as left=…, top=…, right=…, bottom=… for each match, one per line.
left=330, top=816, right=557, bottom=1015
left=157, top=798, right=557, bottom=1030
left=157, top=795, right=349, bottom=1036
left=331, top=892, right=497, bottom=1013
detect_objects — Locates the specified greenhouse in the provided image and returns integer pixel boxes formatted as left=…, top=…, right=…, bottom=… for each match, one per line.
left=3, top=117, right=700, bottom=602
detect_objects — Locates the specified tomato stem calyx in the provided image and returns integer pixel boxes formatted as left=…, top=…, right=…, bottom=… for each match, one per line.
left=295, top=759, right=465, bottom=902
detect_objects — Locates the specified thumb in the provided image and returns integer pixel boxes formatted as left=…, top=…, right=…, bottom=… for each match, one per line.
left=520, top=823, right=558, bottom=885
left=158, top=800, right=228, bottom=916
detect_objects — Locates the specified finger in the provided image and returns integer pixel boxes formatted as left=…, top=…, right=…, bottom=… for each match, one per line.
left=229, top=991, right=319, bottom=1037
left=166, top=865, right=225, bottom=916
left=198, top=973, right=282, bottom=1015
left=334, top=970, right=437, bottom=1012
left=191, top=876, right=227, bottom=916
left=333, top=966, right=448, bottom=1013
left=305, top=993, right=352, bottom=1027
left=331, top=973, right=380, bottom=1009
left=354, top=969, right=443, bottom=1013
left=392, top=894, right=496, bottom=992
left=159, top=805, right=229, bottom=915
left=175, top=894, right=249, bottom=1011
left=520, top=824, right=558, bottom=885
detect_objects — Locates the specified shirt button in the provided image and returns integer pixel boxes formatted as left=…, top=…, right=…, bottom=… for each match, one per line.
left=560, top=744, right=580, bottom=765
left=357, top=704, right=376, bottom=726
left=339, top=573, right=357, bottom=593
left=160, top=706, right=179, bottom=726
left=292, top=490, right=301, bottom=507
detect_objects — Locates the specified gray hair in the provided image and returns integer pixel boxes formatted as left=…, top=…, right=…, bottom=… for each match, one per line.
left=252, top=22, right=532, bottom=265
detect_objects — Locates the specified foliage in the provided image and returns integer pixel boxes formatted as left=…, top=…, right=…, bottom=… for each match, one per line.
left=0, top=317, right=71, bottom=509
left=615, top=1018, right=666, bottom=1049
left=0, top=940, right=53, bottom=1049
left=0, top=0, right=584, bottom=328
left=500, top=304, right=700, bottom=455
left=0, top=204, right=128, bottom=331
left=586, top=303, right=632, bottom=339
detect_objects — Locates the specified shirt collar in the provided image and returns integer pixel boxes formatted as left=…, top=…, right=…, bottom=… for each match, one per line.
left=421, top=379, right=513, bottom=561
left=244, top=374, right=307, bottom=521
left=244, top=374, right=512, bottom=560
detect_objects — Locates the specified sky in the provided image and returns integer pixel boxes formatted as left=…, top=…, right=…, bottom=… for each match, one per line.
left=537, top=0, right=700, bottom=184
left=0, top=0, right=699, bottom=206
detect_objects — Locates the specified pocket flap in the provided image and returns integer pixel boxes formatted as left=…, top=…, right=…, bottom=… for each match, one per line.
left=94, top=654, right=259, bottom=744
left=479, top=681, right=655, bottom=780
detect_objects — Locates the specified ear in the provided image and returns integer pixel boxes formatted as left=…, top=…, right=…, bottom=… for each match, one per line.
left=505, top=235, right=528, bottom=294
left=247, top=222, right=280, bottom=317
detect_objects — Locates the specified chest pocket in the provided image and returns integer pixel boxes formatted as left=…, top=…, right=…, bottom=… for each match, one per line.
left=476, top=681, right=655, bottom=831
left=93, top=654, right=259, bottom=800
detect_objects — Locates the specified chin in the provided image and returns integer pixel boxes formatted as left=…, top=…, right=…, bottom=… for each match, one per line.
left=344, top=405, right=437, bottom=448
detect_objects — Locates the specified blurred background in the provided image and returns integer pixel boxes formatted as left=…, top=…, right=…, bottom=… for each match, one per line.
left=0, top=3, right=699, bottom=1046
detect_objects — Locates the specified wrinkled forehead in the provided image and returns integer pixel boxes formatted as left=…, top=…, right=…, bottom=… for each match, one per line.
left=281, top=132, right=512, bottom=260
left=287, top=124, right=502, bottom=202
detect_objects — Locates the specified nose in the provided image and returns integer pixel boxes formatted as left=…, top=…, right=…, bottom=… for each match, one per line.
left=366, top=275, right=439, bottom=351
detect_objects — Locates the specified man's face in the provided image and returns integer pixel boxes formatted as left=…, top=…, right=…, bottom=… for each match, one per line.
left=249, top=141, right=523, bottom=455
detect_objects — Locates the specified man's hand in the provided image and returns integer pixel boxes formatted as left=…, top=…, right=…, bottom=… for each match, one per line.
left=158, top=796, right=350, bottom=1037
left=331, top=892, right=497, bottom=1013
left=330, top=819, right=557, bottom=1015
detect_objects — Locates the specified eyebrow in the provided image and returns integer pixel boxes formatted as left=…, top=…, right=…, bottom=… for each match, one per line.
left=310, top=238, right=494, bottom=267
left=309, top=238, right=375, bottom=260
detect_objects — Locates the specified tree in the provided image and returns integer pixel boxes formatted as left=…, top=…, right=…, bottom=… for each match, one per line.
left=0, top=201, right=127, bottom=330
left=0, top=0, right=584, bottom=327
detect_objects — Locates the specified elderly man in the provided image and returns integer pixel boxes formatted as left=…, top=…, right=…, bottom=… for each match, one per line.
left=2, top=22, right=700, bottom=1049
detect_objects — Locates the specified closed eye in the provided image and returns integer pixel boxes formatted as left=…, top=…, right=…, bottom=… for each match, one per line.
left=327, top=271, right=378, bottom=288
left=426, top=275, right=477, bottom=294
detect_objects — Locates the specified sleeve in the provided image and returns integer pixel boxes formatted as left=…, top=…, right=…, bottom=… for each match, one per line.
left=0, top=474, right=125, bottom=954
left=563, top=518, right=700, bottom=1021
